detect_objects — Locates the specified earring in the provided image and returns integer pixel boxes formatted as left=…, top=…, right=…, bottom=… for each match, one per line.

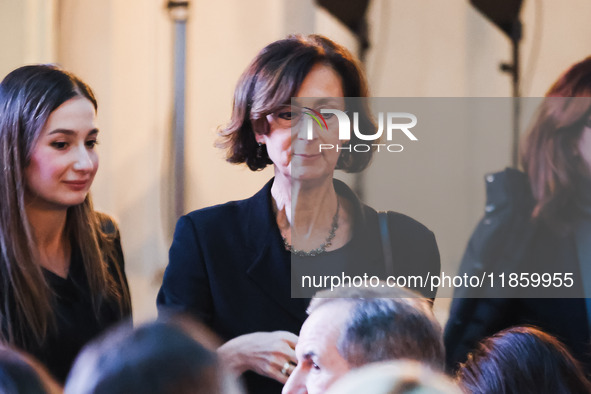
left=257, top=142, right=264, bottom=159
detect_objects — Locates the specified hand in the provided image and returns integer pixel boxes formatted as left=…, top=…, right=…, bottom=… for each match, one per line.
left=217, top=331, right=298, bottom=383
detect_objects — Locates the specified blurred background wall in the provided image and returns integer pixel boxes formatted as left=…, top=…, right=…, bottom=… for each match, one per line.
left=1, top=0, right=590, bottom=323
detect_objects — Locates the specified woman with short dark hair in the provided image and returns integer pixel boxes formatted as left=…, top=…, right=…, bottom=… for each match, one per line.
left=158, top=34, right=440, bottom=394
left=219, top=34, right=375, bottom=173
left=0, top=64, right=132, bottom=382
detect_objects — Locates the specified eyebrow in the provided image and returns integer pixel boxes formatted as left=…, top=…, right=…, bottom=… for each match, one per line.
left=48, top=128, right=99, bottom=137
left=299, top=98, right=344, bottom=109
left=302, top=351, right=317, bottom=361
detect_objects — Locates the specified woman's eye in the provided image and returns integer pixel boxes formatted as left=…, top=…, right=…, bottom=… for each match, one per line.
left=86, top=139, right=99, bottom=148
left=322, top=112, right=334, bottom=120
left=312, top=362, right=320, bottom=371
left=278, top=111, right=296, bottom=120
left=51, top=141, right=68, bottom=150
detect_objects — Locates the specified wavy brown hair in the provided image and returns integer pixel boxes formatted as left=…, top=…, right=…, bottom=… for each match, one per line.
left=0, top=65, right=131, bottom=348
left=217, top=34, right=374, bottom=173
left=520, top=56, right=591, bottom=233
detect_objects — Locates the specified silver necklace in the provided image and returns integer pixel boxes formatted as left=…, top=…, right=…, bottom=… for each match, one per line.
left=282, top=199, right=340, bottom=257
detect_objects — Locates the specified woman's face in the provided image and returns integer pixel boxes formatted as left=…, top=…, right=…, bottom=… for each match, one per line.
left=25, top=97, right=99, bottom=209
left=256, top=63, right=345, bottom=182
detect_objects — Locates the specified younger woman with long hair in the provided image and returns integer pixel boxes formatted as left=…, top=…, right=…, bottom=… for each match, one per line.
left=0, top=64, right=132, bottom=382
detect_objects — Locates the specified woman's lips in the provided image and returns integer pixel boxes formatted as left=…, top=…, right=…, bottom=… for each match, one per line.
left=294, top=153, right=321, bottom=159
left=63, top=180, right=90, bottom=190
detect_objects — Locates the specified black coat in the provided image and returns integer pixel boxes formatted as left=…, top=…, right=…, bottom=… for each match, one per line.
left=157, top=178, right=440, bottom=394
left=444, top=168, right=591, bottom=373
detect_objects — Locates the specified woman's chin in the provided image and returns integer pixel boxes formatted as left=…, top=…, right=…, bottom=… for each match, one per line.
left=290, top=168, right=333, bottom=183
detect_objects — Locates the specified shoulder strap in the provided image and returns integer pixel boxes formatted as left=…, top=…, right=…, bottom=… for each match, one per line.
left=378, top=211, right=395, bottom=277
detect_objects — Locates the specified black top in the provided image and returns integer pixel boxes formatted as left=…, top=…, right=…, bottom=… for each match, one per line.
left=1, top=215, right=131, bottom=383
left=445, top=169, right=591, bottom=374
left=290, top=180, right=440, bottom=299
left=158, top=178, right=440, bottom=394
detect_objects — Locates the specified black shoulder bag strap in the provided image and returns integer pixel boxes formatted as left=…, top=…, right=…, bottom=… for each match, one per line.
left=378, top=211, right=395, bottom=277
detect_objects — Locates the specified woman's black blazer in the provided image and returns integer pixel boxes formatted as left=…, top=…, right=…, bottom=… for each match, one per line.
left=157, top=178, right=440, bottom=393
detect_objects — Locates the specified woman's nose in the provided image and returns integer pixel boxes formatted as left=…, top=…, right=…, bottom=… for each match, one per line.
left=293, top=115, right=319, bottom=140
left=72, top=145, right=94, bottom=172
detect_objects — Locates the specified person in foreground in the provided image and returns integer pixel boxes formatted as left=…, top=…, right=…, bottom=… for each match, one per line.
left=445, top=56, right=591, bottom=373
left=457, top=326, right=591, bottom=394
left=282, top=285, right=444, bottom=394
left=65, top=317, right=244, bottom=394
left=0, top=64, right=132, bottom=382
left=0, top=345, right=62, bottom=394
left=325, top=360, right=461, bottom=394
left=157, top=33, right=440, bottom=394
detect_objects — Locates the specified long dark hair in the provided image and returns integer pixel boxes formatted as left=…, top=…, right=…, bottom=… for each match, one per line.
left=520, top=56, right=591, bottom=233
left=0, top=64, right=130, bottom=348
left=457, top=326, right=591, bottom=394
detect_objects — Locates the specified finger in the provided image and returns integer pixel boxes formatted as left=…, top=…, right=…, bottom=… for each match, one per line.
left=264, top=363, right=290, bottom=384
left=274, top=371, right=289, bottom=385
left=286, top=361, right=296, bottom=376
left=276, top=331, right=299, bottom=348
left=275, top=342, right=297, bottom=363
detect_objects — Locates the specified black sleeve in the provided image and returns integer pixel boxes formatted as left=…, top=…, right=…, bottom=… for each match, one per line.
left=156, top=215, right=214, bottom=324
left=444, top=169, right=537, bottom=372
left=443, top=218, right=516, bottom=372
left=423, top=229, right=441, bottom=295
left=386, top=211, right=441, bottom=299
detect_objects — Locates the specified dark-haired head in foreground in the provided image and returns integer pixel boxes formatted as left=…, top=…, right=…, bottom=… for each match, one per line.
left=65, top=317, right=243, bottom=394
left=0, top=345, right=61, bottom=394
left=457, top=326, right=591, bottom=394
